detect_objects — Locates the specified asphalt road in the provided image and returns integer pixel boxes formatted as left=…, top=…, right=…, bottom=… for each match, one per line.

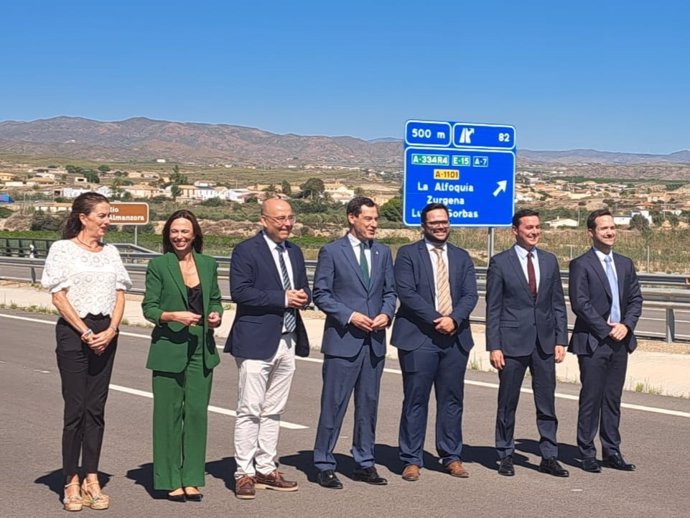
left=1, top=309, right=690, bottom=518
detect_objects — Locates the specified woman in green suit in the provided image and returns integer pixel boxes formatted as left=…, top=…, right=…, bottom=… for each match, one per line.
left=142, top=210, right=223, bottom=501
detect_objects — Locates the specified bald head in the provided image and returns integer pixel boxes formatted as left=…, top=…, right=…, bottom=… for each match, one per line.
left=260, top=198, right=295, bottom=244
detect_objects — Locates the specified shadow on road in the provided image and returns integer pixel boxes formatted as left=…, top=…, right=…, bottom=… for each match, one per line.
left=515, top=438, right=581, bottom=468
left=125, top=463, right=165, bottom=499
left=206, top=456, right=237, bottom=490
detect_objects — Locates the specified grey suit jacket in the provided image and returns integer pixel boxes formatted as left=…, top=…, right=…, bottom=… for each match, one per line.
left=485, top=246, right=568, bottom=356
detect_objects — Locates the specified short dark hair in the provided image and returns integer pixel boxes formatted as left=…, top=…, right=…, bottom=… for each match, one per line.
left=162, top=210, right=204, bottom=253
left=587, top=208, right=612, bottom=230
left=512, top=208, right=540, bottom=228
left=346, top=196, right=377, bottom=218
left=63, top=192, right=110, bottom=239
left=421, top=203, right=449, bottom=224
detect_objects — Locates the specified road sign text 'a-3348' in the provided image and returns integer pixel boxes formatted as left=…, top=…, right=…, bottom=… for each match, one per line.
left=403, top=120, right=516, bottom=227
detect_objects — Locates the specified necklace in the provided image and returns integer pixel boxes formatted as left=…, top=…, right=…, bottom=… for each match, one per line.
left=76, top=235, right=102, bottom=250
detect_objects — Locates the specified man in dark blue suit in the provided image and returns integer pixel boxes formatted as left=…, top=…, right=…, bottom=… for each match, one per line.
left=225, top=198, right=311, bottom=499
left=390, top=203, right=478, bottom=482
left=569, top=209, right=643, bottom=473
left=486, top=208, right=569, bottom=477
left=312, top=197, right=397, bottom=489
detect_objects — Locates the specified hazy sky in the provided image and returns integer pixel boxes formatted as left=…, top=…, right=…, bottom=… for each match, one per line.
left=2, top=0, right=688, bottom=153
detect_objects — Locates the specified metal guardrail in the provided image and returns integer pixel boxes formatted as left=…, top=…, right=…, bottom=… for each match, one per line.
left=2, top=253, right=690, bottom=343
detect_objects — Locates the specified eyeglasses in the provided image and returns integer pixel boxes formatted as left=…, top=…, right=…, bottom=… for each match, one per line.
left=424, top=221, right=450, bottom=229
left=263, top=214, right=296, bottom=224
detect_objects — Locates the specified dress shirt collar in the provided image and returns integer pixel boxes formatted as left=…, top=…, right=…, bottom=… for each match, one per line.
left=514, top=243, right=537, bottom=260
left=347, top=233, right=371, bottom=249
left=262, top=230, right=285, bottom=251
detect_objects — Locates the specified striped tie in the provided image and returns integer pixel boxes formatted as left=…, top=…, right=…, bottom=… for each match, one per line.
left=277, top=245, right=297, bottom=333
left=433, top=247, right=452, bottom=316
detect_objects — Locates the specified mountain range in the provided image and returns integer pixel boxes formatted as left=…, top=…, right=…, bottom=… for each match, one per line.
left=0, top=116, right=688, bottom=169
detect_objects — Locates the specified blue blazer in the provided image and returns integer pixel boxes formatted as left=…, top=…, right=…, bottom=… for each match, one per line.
left=390, top=240, right=477, bottom=352
left=485, top=247, right=568, bottom=356
left=224, top=232, right=311, bottom=360
left=312, top=235, right=397, bottom=358
left=568, top=248, right=643, bottom=354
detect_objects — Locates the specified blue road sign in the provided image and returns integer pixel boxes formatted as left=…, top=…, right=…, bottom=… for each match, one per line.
left=403, top=120, right=516, bottom=227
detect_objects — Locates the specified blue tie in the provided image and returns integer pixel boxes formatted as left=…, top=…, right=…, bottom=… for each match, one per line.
left=277, top=246, right=297, bottom=333
left=604, top=255, right=621, bottom=323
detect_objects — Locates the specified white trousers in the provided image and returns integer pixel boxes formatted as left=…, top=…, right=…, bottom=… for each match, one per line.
left=234, top=333, right=296, bottom=478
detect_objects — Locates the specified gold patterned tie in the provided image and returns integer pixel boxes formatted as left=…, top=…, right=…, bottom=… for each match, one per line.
left=433, top=247, right=452, bottom=316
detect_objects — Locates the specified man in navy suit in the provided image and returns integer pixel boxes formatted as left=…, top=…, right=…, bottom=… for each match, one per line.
left=569, top=209, right=643, bottom=473
left=312, top=197, right=397, bottom=489
left=486, top=208, right=569, bottom=477
left=391, top=203, right=478, bottom=482
left=225, top=198, right=311, bottom=499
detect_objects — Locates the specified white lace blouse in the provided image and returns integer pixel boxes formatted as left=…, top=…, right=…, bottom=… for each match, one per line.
left=41, top=240, right=132, bottom=317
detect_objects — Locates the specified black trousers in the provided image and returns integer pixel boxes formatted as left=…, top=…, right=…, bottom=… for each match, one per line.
left=55, top=314, right=117, bottom=476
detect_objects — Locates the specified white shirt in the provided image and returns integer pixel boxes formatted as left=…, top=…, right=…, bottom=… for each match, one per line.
left=41, top=240, right=132, bottom=317
left=347, top=233, right=371, bottom=277
left=262, top=232, right=295, bottom=304
left=593, top=247, right=618, bottom=277
left=513, top=244, right=540, bottom=289
left=425, top=239, right=449, bottom=312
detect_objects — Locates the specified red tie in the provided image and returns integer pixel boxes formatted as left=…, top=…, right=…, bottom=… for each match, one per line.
left=527, top=252, right=537, bottom=299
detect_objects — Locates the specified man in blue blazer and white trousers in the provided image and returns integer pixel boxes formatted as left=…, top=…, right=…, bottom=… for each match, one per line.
left=225, top=198, right=311, bottom=499
left=391, top=202, right=478, bottom=482
left=485, top=208, right=569, bottom=478
left=312, top=197, right=397, bottom=489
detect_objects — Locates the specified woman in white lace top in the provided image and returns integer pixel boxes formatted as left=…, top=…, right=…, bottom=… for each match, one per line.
left=41, top=192, right=132, bottom=512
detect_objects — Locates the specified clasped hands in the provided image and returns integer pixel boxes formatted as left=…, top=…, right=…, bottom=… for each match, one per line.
left=286, top=289, right=309, bottom=309
left=82, top=327, right=117, bottom=356
left=172, top=311, right=222, bottom=328
left=608, top=322, right=628, bottom=342
left=351, top=312, right=389, bottom=332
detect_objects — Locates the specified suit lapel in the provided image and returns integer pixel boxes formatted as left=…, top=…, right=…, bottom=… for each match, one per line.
left=256, top=232, right=282, bottom=287
left=194, top=251, right=210, bottom=314
left=342, top=236, right=368, bottom=289
left=166, top=252, right=188, bottom=304
left=508, top=247, right=533, bottom=300
left=370, top=241, right=383, bottom=288
left=418, top=240, right=436, bottom=299
left=285, top=240, right=300, bottom=287
left=613, top=253, right=625, bottom=303
left=536, top=249, right=548, bottom=301
left=587, top=249, right=612, bottom=299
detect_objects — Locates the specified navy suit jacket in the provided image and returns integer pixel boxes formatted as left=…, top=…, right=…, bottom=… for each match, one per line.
left=312, top=235, right=397, bottom=359
left=391, top=240, right=477, bottom=352
left=485, top=247, right=568, bottom=356
left=224, top=232, right=311, bottom=360
left=568, top=248, right=643, bottom=354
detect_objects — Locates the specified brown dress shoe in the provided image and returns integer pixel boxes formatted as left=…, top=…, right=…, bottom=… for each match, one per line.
left=255, top=470, right=299, bottom=492
left=402, top=464, right=421, bottom=481
left=446, top=460, right=469, bottom=478
left=235, top=475, right=256, bottom=500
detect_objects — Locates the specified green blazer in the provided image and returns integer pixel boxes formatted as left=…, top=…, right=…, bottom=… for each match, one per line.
left=142, top=251, right=223, bottom=373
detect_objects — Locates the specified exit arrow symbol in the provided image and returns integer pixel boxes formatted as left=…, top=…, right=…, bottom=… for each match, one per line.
left=493, top=180, right=507, bottom=197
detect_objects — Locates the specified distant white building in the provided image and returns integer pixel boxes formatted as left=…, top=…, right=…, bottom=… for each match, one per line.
left=546, top=217, right=579, bottom=228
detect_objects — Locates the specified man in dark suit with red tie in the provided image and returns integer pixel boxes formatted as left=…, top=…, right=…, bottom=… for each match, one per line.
left=569, top=209, right=643, bottom=473
left=485, top=208, right=569, bottom=477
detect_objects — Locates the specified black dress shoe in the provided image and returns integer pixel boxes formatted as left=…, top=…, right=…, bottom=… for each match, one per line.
left=581, top=458, right=601, bottom=473
left=352, top=466, right=388, bottom=486
left=317, top=470, right=343, bottom=489
left=497, top=456, right=515, bottom=476
left=167, top=492, right=186, bottom=502
left=539, top=457, right=569, bottom=477
left=603, top=453, right=636, bottom=471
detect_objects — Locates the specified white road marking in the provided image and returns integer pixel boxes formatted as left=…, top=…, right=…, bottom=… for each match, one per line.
left=3, top=312, right=690, bottom=419
left=0, top=314, right=307, bottom=429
